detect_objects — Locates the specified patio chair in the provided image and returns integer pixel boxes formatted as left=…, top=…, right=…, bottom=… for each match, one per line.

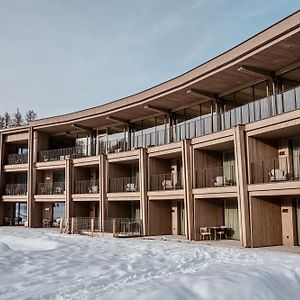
left=89, top=185, right=99, bottom=193
left=217, top=226, right=227, bottom=240
left=42, top=219, right=51, bottom=228
left=126, top=183, right=137, bottom=192
left=214, top=176, right=227, bottom=187
left=162, top=180, right=173, bottom=190
left=200, top=227, right=211, bottom=240
left=269, top=169, right=286, bottom=181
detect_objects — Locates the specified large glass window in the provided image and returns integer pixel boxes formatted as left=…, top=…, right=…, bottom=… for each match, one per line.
left=53, top=202, right=65, bottom=221
left=15, top=203, right=27, bottom=225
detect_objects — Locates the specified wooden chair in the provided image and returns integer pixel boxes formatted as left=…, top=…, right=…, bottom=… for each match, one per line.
left=217, top=226, right=227, bottom=240
left=200, top=227, right=211, bottom=240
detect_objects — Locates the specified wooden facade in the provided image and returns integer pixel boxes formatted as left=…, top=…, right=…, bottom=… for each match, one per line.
left=1, top=11, right=300, bottom=247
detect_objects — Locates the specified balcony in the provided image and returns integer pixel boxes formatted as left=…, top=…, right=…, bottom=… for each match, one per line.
left=103, top=218, right=143, bottom=237
left=4, top=184, right=27, bottom=195
left=37, top=182, right=65, bottom=195
left=150, top=172, right=183, bottom=191
left=7, top=153, right=28, bottom=165
left=74, top=180, right=99, bottom=194
left=101, top=85, right=300, bottom=154
left=195, top=166, right=236, bottom=188
left=109, top=176, right=139, bottom=193
left=250, top=155, right=300, bottom=184
left=39, top=143, right=96, bottom=162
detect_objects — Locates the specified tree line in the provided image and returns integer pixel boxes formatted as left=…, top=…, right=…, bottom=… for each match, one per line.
left=0, top=109, right=37, bottom=129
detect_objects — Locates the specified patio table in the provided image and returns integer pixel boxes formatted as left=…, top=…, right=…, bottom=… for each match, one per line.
left=208, top=226, right=227, bottom=240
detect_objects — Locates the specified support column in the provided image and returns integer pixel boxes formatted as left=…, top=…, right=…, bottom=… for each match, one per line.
left=215, top=99, right=221, bottom=132
left=65, top=158, right=73, bottom=232
left=98, top=155, right=102, bottom=231
left=0, top=132, right=4, bottom=225
left=169, top=113, right=174, bottom=143
left=27, top=127, right=35, bottom=227
left=100, top=154, right=108, bottom=231
left=234, top=125, right=251, bottom=247
left=139, top=148, right=148, bottom=235
left=182, top=139, right=194, bottom=240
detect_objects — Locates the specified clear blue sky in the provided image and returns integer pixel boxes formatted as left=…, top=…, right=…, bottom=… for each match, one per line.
left=0, top=0, right=299, bottom=119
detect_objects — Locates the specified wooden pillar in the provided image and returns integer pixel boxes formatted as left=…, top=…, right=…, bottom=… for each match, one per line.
left=182, top=139, right=194, bottom=240
left=65, top=158, right=73, bottom=232
left=234, top=125, right=251, bottom=247
left=97, top=155, right=102, bottom=231
left=27, top=127, right=35, bottom=227
left=139, top=148, right=148, bottom=235
left=0, top=132, right=4, bottom=225
left=95, top=130, right=99, bottom=156
left=215, top=99, right=221, bottom=131
left=100, top=153, right=108, bottom=231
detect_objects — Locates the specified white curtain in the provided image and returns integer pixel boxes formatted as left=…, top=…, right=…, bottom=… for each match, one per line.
left=224, top=199, right=240, bottom=240
left=293, top=137, right=300, bottom=179
left=223, top=151, right=236, bottom=184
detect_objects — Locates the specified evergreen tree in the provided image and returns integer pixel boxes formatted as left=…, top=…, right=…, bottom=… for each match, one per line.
left=4, top=112, right=12, bottom=128
left=0, top=115, right=4, bottom=129
left=13, top=108, right=23, bottom=127
left=25, top=110, right=37, bottom=123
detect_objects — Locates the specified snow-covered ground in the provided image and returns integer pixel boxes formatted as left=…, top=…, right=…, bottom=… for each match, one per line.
left=0, top=228, right=300, bottom=300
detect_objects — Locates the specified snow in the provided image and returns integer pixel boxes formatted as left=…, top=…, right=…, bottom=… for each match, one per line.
left=0, top=227, right=300, bottom=300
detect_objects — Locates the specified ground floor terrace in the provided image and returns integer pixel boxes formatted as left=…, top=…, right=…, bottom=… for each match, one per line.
left=250, top=195, right=300, bottom=247
left=1, top=227, right=300, bottom=299
left=194, top=197, right=240, bottom=242
left=0, top=201, right=27, bottom=226
left=1, top=194, right=300, bottom=249
left=148, top=199, right=185, bottom=236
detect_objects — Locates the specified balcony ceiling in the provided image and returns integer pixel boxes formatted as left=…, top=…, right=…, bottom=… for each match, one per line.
left=33, top=11, right=300, bottom=135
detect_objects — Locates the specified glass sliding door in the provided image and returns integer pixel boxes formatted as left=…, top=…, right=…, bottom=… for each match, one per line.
left=15, top=203, right=27, bottom=225
left=52, top=202, right=65, bottom=225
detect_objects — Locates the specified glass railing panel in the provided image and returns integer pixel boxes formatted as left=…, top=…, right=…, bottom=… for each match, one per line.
left=37, top=182, right=65, bottom=195
left=4, top=184, right=27, bottom=195
left=283, top=89, right=297, bottom=113
left=7, top=153, right=28, bottom=165
left=74, top=180, right=99, bottom=194
left=295, top=86, right=300, bottom=109
left=103, top=218, right=142, bottom=236
left=241, top=104, right=250, bottom=124
left=109, top=176, right=139, bottom=193
left=250, top=155, right=300, bottom=184
left=195, top=165, right=236, bottom=188
left=39, top=143, right=97, bottom=162
left=150, top=172, right=183, bottom=191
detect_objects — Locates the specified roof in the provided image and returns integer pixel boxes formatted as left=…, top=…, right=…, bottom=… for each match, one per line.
left=2, top=10, right=300, bottom=134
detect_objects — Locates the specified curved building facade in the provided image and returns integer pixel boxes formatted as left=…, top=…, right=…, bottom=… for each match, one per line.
left=1, top=11, right=300, bottom=247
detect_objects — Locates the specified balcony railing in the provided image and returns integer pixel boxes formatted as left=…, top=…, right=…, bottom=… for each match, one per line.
left=39, top=143, right=97, bottom=162
left=37, top=182, right=65, bottom=195
left=74, top=180, right=99, bottom=194
left=103, top=218, right=143, bottom=237
left=250, top=155, right=300, bottom=184
left=4, top=184, right=27, bottom=195
left=7, top=153, right=28, bottom=165
left=109, top=176, right=139, bottom=193
left=195, top=165, right=236, bottom=188
left=150, top=172, right=183, bottom=191
left=71, top=217, right=101, bottom=233
left=100, top=85, right=300, bottom=154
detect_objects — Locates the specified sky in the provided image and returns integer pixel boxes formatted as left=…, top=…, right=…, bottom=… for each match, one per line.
left=0, top=0, right=299, bottom=119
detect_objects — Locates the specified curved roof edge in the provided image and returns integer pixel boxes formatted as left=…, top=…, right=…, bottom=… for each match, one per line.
left=4, top=9, right=300, bottom=131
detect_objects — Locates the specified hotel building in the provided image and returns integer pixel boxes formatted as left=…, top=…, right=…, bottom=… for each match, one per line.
left=1, top=11, right=300, bottom=248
